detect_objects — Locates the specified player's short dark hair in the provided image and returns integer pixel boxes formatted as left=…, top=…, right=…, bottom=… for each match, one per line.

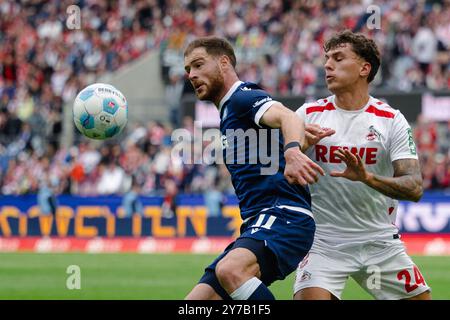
left=184, top=36, right=237, bottom=68
left=324, top=30, right=381, bottom=83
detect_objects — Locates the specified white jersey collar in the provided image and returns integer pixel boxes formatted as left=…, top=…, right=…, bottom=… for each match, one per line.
left=331, top=95, right=374, bottom=112
left=219, top=80, right=244, bottom=113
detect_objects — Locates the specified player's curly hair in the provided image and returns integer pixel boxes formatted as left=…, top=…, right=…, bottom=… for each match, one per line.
left=324, top=30, right=381, bottom=83
left=184, top=36, right=237, bottom=68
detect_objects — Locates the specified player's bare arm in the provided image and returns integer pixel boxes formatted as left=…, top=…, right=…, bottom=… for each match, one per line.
left=367, top=158, right=423, bottom=202
left=260, top=102, right=325, bottom=185
left=330, top=148, right=423, bottom=202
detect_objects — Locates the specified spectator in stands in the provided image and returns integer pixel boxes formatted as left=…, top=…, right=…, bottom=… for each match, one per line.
left=122, top=178, right=144, bottom=217
left=429, top=154, right=450, bottom=189
left=161, top=178, right=178, bottom=218
left=97, top=159, right=128, bottom=195
left=414, top=114, right=439, bottom=155
left=412, top=17, right=438, bottom=86
left=37, top=173, right=59, bottom=216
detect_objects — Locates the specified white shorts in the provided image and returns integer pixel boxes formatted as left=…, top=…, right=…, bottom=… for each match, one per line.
left=293, top=237, right=431, bottom=300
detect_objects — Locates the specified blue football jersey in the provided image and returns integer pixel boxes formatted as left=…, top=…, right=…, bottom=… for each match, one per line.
left=219, top=81, right=311, bottom=221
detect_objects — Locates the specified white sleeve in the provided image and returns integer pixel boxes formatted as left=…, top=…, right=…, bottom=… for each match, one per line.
left=254, top=100, right=277, bottom=127
left=389, top=112, right=419, bottom=162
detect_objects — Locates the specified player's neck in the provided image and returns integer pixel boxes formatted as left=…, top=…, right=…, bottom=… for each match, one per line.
left=334, top=87, right=370, bottom=111
left=214, top=74, right=240, bottom=108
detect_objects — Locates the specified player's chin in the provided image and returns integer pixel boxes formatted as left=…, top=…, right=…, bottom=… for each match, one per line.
left=326, top=82, right=342, bottom=92
left=195, top=88, right=207, bottom=100
left=196, top=89, right=211, bottom=101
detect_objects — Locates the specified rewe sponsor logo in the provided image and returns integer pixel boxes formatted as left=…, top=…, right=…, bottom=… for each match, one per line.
left=315, top=144, right=378, bottom=164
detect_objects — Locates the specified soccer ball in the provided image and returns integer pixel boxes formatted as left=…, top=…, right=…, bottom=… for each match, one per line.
left=73, top=83, right=128, bottom=140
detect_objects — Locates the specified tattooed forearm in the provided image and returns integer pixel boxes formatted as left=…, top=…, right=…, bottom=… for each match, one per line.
left=364, top=159, right=423, bottom=202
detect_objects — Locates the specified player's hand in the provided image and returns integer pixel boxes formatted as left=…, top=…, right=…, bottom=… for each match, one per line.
left=303, top=125, right=335, bottom=151
left=329, top=148, right=372, bottom=182
left=284, top=148, right=325, bottom=186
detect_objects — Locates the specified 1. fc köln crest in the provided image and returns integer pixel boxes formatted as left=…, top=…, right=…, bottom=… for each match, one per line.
left=366, top=125, right=381, bottom=141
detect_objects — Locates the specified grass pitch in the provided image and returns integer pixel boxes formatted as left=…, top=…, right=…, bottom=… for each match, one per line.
left=0, top=253, right=448, bottom=300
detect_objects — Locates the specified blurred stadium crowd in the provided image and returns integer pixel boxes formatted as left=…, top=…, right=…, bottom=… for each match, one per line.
left=0, top=0, right=449, bottom=197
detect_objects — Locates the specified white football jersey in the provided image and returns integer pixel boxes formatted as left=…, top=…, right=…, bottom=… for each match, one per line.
left=296, top=95, right=419, bottom=242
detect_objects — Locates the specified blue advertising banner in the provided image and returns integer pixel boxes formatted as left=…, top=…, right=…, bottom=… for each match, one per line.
left=0, top=192, right=449, bottom=237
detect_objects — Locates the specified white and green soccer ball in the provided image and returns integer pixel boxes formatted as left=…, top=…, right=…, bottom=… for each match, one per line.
left=73, top=83, right=128, bottom=140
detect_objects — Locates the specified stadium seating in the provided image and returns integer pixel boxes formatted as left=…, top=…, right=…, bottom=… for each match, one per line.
left=0, top=0, right=449, bottom=195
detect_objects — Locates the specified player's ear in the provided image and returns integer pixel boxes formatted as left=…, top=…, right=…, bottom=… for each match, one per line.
left=219, top=55, right=231, bottom=69
left=360, top=61, right=371, bottom=79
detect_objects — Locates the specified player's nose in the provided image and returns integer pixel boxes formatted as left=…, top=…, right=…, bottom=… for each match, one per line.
left=324, top=58, right=334, bottom=71
left=188, top=70, right=198, bottom=81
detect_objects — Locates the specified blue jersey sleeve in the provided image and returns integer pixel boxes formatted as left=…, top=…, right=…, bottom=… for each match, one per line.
left=231, top=87, right=276, bottom=126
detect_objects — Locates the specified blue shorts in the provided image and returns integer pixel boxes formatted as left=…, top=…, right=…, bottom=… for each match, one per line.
left=199, top=207, right=315, bottom=298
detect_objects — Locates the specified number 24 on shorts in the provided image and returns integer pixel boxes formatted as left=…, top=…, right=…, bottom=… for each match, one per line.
left=397, top=266, right=425, bottom=293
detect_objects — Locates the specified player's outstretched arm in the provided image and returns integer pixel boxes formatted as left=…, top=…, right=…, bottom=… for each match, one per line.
left=330, top=148, right=423, bottom=202
left=259, top=102, right=325, bottom=186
